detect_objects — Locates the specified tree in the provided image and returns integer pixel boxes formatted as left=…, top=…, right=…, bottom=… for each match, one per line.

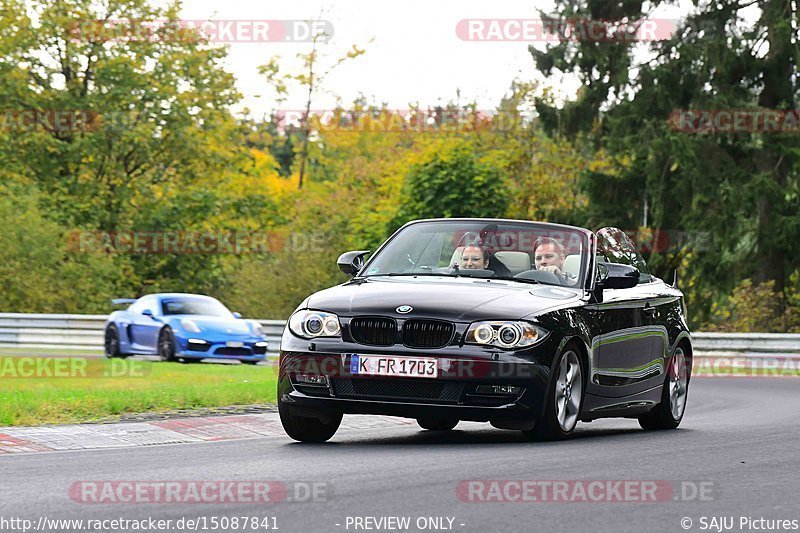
left=0, top=0, right=271, bottom=298
left=531, top=1, right=800, bottom=328
left=260, top=30, right=367, bottom=189
left=390, top=139, right=510, bottom=231
left=0, top=0, right=242, bottom=226
left=0, top=186, right=125, bottom=312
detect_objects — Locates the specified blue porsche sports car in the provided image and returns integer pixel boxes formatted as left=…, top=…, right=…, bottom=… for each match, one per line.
left=103, top=293, right=268, bottom=364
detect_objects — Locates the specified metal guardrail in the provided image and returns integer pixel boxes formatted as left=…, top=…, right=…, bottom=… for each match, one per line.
left=1, top=313, right=799, bottom=361
left=690, top=332, right=800, bottom=358
left=0, top=313, right=285, bottom=361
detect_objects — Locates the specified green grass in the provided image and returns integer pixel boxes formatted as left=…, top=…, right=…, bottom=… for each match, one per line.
left=0, top=357, right=277, bottom=426
left=3, top=355, right=791, bottom=428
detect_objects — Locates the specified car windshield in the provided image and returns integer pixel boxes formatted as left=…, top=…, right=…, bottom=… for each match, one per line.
left=361, top=220, right=589, bottom=287
left=161, top=298, right=232, bottom=317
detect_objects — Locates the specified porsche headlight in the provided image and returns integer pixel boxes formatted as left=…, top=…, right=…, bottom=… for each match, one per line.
left=180, top=319, right=201, bottom=333
left=465, top=321, right=547, bottom=349
left=289, top=310, right=342, bottom=339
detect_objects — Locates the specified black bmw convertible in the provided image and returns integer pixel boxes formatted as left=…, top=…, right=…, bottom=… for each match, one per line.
left=278, top=219, right=691, bottom=442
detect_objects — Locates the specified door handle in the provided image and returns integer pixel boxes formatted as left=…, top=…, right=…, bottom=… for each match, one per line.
left=642, top=304, right=657, bottom=317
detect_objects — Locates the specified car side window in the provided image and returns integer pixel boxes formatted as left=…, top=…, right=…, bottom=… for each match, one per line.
left=596, top=227, right=652, bottom=284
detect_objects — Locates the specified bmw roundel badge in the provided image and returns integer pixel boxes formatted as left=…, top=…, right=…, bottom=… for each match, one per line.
left=396, top=305, right=413, bottom=314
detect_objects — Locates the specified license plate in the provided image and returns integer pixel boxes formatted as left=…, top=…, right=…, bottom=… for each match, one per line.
left=349, top=354, right=437, bottom=379
left=226, top=341, right=244, bottom=348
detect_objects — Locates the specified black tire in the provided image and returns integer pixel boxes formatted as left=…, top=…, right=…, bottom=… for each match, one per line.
left=278, top=395, right=342, bottom=443
left=104, top=325, right=128, bottom=359
left=524, top=343, right=585, bottom=441
left=417, top=418, right=458, bottom=431
left=157, top=327, right=177, bottom=362
left=241, top=360, right=260, bottom=365
left=639, top=345, right=690, bottom=430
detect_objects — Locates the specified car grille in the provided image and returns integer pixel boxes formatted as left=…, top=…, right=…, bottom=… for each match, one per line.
left=187, top=342, right=211, bottom=352
left=214, top=347, right=253, bottom=356
left=402, top=319, right=454, bottom=348
left=293, top=385, right=332, bottom=397
left=331, top=378, right=463, bottom=403
left=349, top=317, right=397, bottom=346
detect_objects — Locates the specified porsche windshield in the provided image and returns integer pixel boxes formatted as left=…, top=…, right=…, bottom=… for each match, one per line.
left=161, top=298, right=232, bottom=317
left=362, top=220, right=589, bottom=287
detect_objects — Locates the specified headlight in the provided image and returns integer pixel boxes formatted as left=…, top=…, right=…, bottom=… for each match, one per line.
left=464, top=321, right=547, bottom=349
left=289, top=310, right=342, bottom=339
left=249, top=321, right=266, bottom=336
left=180, top=319, right=201, bottom=333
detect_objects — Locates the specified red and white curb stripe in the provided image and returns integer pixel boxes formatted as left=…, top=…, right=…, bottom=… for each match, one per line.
left=0, top=413, right=415, bottom=455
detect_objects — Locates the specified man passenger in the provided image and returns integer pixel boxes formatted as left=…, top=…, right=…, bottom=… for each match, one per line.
left=533, top=237, right=577, bottom=285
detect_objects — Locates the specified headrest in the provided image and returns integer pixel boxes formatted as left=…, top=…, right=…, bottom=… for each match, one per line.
left=494, top=251, right=532, bottom=275
left=450, top=246, right=464, bottom=267
left=563, top=254, right=581, bottom=276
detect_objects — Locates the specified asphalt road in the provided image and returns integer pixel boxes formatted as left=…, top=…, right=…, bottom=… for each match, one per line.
left=1, top=377, right=799, bottom=533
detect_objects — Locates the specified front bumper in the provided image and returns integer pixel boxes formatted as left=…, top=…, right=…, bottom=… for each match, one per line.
left=176, top=337, right=268, bottom=361
left=278, top=351, right=552, bottom=423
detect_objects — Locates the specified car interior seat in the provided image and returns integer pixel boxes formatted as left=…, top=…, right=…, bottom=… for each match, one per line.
left=563, top=254, right=581, bottom=276
left=494, top=251, right=532, bottom=276
left=449, top=246, right=464, bottom=267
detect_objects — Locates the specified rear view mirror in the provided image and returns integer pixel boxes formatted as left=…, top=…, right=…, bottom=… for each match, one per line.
left=337, top=250, right=370, bottom=277
left=596, top=262, right=639, bottom=290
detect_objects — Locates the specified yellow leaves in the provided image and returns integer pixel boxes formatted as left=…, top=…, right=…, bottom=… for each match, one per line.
left=616, top=154, right=633, bottom=169
left=262, top=172, right=297, bottom=198
left=506, top=134, right=592, bottom=220
left=586, top=148, right=624, bottom=175
left=702, top=278, right=791, bottom=333
left=246, top=148, right=280, bottom=177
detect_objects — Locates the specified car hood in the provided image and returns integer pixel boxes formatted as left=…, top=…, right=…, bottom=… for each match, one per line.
left=306, top=276, right=582, bottom=321
left=172, top=315, right=255, bottom=336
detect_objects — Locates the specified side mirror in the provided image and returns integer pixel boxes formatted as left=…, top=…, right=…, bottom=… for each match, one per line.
left=142, top=309, right=154, bottom=318
left=596, top=262, right=639, bottom=290
left=232, top=312, right=242, bottom=319
left=337, top=250, right=371, bottom=277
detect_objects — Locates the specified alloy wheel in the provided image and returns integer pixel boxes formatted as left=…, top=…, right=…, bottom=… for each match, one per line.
left=555, top=349, right=582, bottom=432
left=669, top=347, right=689, bottom=420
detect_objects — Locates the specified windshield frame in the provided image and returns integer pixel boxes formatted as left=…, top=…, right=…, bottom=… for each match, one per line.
left=357, top=218, right=593, bottom=289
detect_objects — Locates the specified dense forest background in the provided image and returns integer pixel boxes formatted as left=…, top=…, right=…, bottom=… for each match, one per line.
left=1, top=0, right=798, bottom=331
